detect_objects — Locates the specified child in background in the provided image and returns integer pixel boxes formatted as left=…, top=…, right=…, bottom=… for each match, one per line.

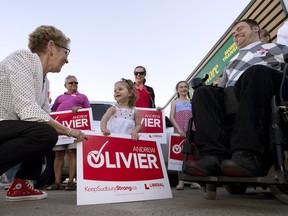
left=100, top=78, right=141, bottom=140
left=170, top=81, right=201, bottom=190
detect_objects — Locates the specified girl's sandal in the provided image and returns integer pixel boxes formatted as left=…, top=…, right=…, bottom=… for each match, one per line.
left=45, top=183, right=63, bottom=190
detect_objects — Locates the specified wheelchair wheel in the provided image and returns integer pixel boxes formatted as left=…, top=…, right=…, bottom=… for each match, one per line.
left=202, top=183, right=216, bottom=200
left=224, top=183, right=247, bottom=195
left=268, top=166, right=288, bottom=204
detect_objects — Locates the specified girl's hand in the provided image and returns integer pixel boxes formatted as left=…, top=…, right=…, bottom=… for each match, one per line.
left=156, top=106, right=162, bottom=112
left=101, top=128, right=111, bottom=136
left=179, top=130, right=186, bottom=138
left=131, top=131, right=139, bottom=140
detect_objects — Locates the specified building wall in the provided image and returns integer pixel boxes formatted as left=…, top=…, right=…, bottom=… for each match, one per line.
left=163, top=0, right=288, bottom=111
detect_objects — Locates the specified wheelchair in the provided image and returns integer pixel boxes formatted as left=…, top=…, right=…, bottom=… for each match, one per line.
left=181, top=70, right=288, bottom=204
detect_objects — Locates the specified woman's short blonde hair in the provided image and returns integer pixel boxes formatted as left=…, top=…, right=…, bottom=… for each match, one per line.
left=28, top=25, right=70, bottom=53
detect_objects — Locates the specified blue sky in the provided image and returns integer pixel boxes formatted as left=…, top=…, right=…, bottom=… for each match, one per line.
left=1, top=0, right=250, bottom=114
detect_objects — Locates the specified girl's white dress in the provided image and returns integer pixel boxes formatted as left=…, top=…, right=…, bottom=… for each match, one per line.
left=107, top=104, right=135, bottom=135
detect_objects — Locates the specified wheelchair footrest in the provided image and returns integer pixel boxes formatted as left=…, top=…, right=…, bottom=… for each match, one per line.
left=181, top=170, right=288, bottom=185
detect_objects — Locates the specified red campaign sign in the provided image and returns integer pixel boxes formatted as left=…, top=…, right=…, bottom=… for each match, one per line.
left=137, top=109, right=164, bottom=133
left=82, top=135, right=164, bottom=181
left=50, top=109, right=92, bottom=130
left=170, top=135, right=195, bottom=161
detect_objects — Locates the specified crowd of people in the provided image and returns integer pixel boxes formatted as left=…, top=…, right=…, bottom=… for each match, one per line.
left=0, top=29, right=162, bottom=201
left=1, top=18, right=288, bottom=203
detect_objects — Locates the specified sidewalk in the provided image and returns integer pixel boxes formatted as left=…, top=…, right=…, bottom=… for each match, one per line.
left=1, top=185, right=286, bottom=216
left=0, top=184, right=200, bottom=216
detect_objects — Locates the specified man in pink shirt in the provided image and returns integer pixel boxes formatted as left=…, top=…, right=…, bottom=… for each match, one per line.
left=47, top=75, right=90, bottom=191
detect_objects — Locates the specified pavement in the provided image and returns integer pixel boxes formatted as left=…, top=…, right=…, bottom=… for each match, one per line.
left=1, top=183, right=288, bottom=216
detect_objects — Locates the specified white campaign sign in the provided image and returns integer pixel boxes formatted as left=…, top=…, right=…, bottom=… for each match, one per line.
left=50, top=108, right=93, bottom=145
left=168, top=134, right=196, bottom=171
left=76, top=131, right=172, bottom=205
left=136, top=108, right=167, bottom=144
left=168, top=133, right=184, bottom=171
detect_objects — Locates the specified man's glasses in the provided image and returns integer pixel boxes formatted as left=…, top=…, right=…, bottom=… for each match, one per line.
left=55, top=43, right=70, bottom=56
left=67, top=82, right=78, bottom=85
left=134, top=72, right=145, bottom=76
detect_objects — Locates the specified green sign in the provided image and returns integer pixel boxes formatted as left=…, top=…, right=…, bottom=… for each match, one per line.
left=190, top=36, right=239, bottom=86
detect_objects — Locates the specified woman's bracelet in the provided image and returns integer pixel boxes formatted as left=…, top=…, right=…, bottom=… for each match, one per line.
left=66, top=128, right=72, bottom=136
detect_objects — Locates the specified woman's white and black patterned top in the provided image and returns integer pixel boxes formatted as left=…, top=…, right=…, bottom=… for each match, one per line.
left=0, top=49, right=51, bottom=122
left=107, top=104, right=135, bottom=135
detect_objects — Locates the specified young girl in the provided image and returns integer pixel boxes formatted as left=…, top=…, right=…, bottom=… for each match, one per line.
left=170, top=81, right=201, bottom=190
left=100, top=78, right=142, bottom=140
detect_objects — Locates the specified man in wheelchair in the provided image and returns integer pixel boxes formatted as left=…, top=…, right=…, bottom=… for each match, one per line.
left=184, top=19, right=288, bottom=178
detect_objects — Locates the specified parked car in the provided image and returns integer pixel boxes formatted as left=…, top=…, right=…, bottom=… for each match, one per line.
left=35, top=101, right=177, bottom=188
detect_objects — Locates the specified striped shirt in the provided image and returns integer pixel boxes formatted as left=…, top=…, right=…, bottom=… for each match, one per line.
left=219, top=42, right=288, bottom=87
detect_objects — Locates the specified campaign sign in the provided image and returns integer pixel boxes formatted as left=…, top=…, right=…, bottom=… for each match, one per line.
left=50, top=108, right=93, bottom=145
left=77, top=131, right=172, bottom=205
left=136, top=108, right=166, bottom=144
left=168, top=134, right=195, bottom=171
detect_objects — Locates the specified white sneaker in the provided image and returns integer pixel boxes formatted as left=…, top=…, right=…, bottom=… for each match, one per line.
left=190, top=182, right=201, bottom=189
left=175, top=181, right=184, bottom=190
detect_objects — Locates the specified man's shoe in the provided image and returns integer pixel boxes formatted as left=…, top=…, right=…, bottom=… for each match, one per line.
left=184, top=155, right=222, bottom=176
left=221, top=151, right=263, bottom=177
left=6, top=178, right=47, bottom=201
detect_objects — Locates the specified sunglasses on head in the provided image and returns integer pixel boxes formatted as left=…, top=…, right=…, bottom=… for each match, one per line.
left=67, top=82, right=78, bottom=85
left=134, top=72, right=145, bottom=76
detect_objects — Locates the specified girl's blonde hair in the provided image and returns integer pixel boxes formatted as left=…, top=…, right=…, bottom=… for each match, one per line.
left=115, top=78, right=138, bottom=107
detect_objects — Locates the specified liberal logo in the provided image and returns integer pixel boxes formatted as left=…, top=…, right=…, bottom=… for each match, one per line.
left=144, top=182, right=165, bottom=190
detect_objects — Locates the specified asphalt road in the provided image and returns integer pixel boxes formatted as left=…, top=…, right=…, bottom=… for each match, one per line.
left=0, top=184, right=287, bottom=216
